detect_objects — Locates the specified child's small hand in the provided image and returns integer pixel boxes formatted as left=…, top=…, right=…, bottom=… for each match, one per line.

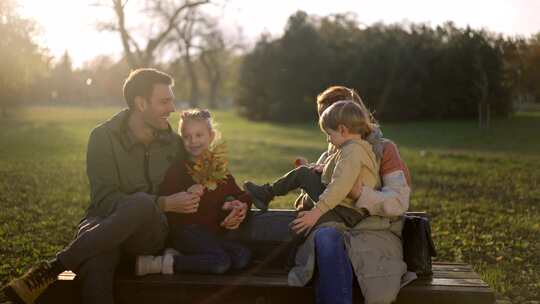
left=312, top=164, right=324, bottom=173
left=291, top=208, right=323, bottom=235
left=187, top=184, right=205, bottom=197
left=294, top=157, right=309, bottom=167
left=221, top=201, right=248, bottom=230
left=222, top=199, right=243, bottom=210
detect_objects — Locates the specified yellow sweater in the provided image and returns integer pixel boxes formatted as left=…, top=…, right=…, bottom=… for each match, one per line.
left=316, top=138, right=380, bottom=214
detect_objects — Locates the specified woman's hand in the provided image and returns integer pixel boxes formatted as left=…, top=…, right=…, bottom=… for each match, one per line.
left=187, top=184, right=205, bottom=197
left=221, top=200, right=248, bottom=230
left=291, top=208, right=323, bottom=235
left=347, top=176, right=363, bottom=200
left=162, top=191, right=200, bottom=213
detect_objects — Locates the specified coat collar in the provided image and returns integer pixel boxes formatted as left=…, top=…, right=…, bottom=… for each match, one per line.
left=106, top=108, right=176, bottom=151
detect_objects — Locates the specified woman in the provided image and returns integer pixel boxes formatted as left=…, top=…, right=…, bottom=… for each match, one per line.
left=288, top=86, right=411, bottom=304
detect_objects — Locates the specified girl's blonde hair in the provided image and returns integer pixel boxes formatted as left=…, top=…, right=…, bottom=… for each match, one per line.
left=179, top=108, right=221, bottom=143
left=319, top=100, right=374, bottom=139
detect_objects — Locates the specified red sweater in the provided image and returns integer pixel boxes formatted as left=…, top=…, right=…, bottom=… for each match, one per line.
left=159, top=160, right=253, bottom=233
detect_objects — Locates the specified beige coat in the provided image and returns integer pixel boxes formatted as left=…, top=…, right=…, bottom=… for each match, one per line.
left=316, top=138, right=380, bottom=214
left=288, top=216, right=406, bottom=304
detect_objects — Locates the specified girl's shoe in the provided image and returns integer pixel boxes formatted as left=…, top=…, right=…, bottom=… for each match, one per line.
left=162, top=248, right=180, bottom=275
left=135, top=255, right=163, bottom=276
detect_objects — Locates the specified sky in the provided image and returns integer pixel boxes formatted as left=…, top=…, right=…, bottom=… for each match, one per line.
left=18, top=0, right=540, bottom=68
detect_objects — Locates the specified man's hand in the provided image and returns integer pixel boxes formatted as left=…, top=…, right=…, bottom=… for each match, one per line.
left=291, top=208, right=323, bottom=235
left=221, top=200, right=248, bottom=230
left=162, top=192, right=200, bottom=213
left=187, top=184, right=205, bottom=197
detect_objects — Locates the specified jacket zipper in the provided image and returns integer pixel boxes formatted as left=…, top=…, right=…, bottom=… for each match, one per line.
left=144, top=149, right=153, bottom=193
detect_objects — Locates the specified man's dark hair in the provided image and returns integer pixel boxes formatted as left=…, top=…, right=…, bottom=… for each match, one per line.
left=123, top=68, right=174, bottom=109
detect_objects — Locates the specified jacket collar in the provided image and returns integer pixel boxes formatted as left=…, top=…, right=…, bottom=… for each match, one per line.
left=107, top=108, right=176, bottom=151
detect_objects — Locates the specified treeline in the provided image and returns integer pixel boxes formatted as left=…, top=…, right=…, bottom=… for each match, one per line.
left=236, top=11, right=540, bottom=122
left=2, top=2, right=540, bottom=122
left=0, top=0, right=241, bottom=117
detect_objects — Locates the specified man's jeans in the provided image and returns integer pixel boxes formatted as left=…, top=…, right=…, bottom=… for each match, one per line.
left=56, top=193, right=168, bottom=304
left=169, top=224, right=251, bottom=274
left=314, top=226, right=353, bottom=304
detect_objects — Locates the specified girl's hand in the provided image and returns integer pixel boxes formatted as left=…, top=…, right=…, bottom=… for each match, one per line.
left=187, top=184, right=205, bottom=197
left=291, top=208, right=323, bottom=235
left=222, top=199, right=243, bottom=210
left=221, top=202, right=248, bottom=230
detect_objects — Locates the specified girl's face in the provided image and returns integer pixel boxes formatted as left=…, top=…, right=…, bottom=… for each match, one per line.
left=181, top=120, right=215, bottom=157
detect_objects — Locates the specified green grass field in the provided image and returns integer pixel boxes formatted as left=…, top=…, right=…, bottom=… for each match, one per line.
left=0, top=106, right=539, bottom=302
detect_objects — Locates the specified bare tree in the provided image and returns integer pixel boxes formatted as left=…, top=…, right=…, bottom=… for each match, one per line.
left=97, top=0, right=210, bottom=69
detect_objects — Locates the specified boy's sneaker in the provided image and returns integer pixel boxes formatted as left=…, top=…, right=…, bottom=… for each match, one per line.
left=243, top=182, right=274, bottom=211
left=161, top=248, right=180, bottom=275
left=1, top=261, right=58, bottom=303
left=135, top=255, right=163, bottom=276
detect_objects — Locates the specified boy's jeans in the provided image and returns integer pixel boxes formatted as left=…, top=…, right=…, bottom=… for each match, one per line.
left=314, top=226, right=353, bottom=304
left=169, top=224, right=251, bottom=274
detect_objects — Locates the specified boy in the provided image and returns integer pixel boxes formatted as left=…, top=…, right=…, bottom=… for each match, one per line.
left=245, top=100, right=380, bottom=233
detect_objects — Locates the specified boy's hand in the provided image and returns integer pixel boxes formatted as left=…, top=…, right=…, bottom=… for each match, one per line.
left=312, top=164, right=324, bottom=173
left=295, top=157, right=309, bottom=167
left=187, top=184, right=205, bottom=197
left=291, top=208, right=323, bottom=235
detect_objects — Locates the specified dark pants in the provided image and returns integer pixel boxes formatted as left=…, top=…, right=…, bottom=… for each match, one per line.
left=169, top=224, right=251, bottom=274
left=272, top=165, right=326, bottom=202
left=56, top=193, right=168, bottom=304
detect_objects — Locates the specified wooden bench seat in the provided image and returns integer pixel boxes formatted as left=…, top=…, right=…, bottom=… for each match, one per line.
left=38, top=262, right=494, bottom=304
left=37, top=210, right=495, bottom=304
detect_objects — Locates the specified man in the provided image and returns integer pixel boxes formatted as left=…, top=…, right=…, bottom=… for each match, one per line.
left=1, top=68, right=201, bottom=304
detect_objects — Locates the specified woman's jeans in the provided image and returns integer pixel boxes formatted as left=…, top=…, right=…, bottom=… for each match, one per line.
left=169, top=224, right=251, bottom=274
left=314, top=227, right=353, bottom=304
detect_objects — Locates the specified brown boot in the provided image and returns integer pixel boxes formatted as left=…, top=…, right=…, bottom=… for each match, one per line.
left=1, top=261, right=58, bottom=303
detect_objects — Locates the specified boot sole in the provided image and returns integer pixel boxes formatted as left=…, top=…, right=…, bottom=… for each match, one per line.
left=243, top=184, right=269, bottom=211
left=3, top=286, right=27, bottom=304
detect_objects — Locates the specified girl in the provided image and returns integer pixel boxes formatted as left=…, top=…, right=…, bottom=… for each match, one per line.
left=136, top=109, right=252, bottom=275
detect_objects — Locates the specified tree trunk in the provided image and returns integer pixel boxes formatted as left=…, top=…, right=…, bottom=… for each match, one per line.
left=184, top=50, right=199, bottom=107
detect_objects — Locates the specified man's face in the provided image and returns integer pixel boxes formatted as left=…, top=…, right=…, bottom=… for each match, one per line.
left=141, top=84, right=175, bottom=130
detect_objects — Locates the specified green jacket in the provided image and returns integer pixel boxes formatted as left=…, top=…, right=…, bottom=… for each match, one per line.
left=85, top=109, right=185, bottom=218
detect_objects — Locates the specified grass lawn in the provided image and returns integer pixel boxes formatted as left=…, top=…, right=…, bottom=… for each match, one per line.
left=0, top=106, right=539, bottom=302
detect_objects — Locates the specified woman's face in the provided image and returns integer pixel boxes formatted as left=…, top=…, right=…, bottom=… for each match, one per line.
left=181, top=120, right=214, bottom=157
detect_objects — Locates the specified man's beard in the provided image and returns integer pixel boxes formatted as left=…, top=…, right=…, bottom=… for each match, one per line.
left=143, top=113, right=168, bottom=132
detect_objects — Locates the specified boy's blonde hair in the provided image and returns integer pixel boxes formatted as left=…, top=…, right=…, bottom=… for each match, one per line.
left=319, top=100, right=374, bottom=138
left=316, top=86, right=377, bottom=126
left=179, top=108, right=221, bottom=142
